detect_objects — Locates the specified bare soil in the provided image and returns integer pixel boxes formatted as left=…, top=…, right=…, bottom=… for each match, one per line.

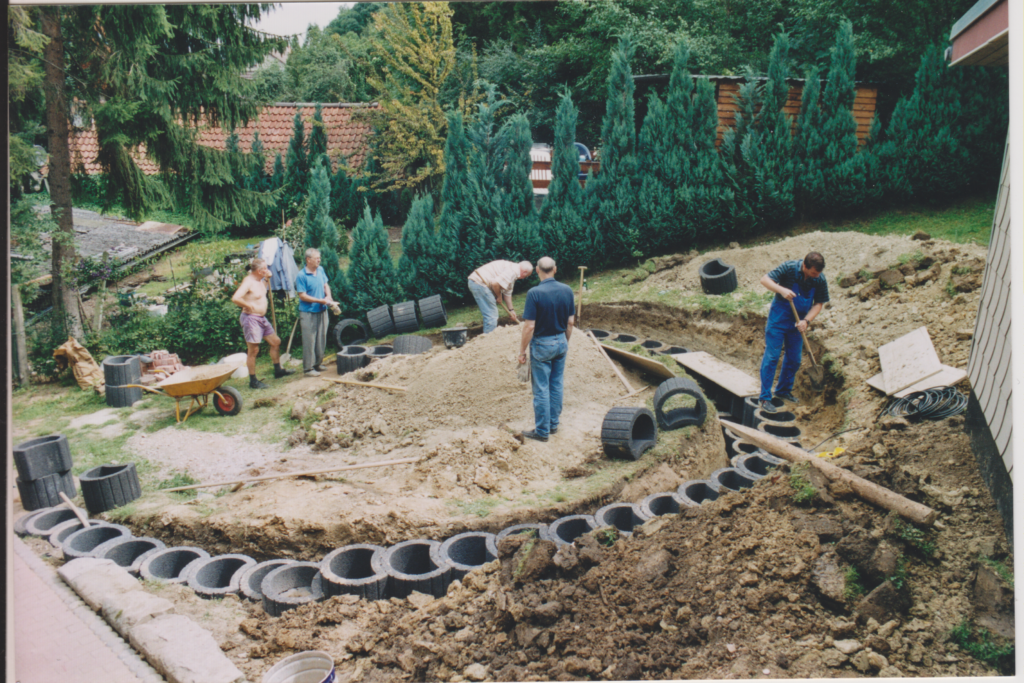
left=15, top=230, right=1012, bottom=681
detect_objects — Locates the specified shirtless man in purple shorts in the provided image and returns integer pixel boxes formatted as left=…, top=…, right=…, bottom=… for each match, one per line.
left=231, top=258, right=294, bottom=389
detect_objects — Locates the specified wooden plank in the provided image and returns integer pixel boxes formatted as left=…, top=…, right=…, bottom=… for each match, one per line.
left=878, top=326, right=943, bottom=395
left=600, top=343, right=676, bottom=380
left=670, top=351, right=759, bottom=397
left=865, top=365, right=968, bottom=398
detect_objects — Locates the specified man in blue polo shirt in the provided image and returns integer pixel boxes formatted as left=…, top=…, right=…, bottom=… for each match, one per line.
left=758, top=251, right=829, bottom=413
left=518, top=256, right=576, bottom=442
left=295, top=248, right=338, bottom=377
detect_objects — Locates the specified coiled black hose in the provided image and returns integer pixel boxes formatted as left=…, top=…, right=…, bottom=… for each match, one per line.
left=883, top=386, right=967, bottom=421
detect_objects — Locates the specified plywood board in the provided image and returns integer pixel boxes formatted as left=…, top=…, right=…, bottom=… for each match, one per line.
left=600, top=344, right=676, bottom=380
left=866, top=365, right=967, bottom=397
left=670, top=351, right=759, bottom=397
left=878, top=326, right=942, bottom=395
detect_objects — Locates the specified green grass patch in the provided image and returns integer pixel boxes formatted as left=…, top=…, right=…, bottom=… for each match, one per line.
left=157, top=472, right=199, bottom=499
left=789, top=464, right=817, bottom=504
left=889, top=555, right=908, bottom=591
left=819, top=194, right=994, bottom=246
left=892, top=517, right=936, bottom=556
left=949, top=619, right=1014, bottom=671
left=843, top=565, right=865, bottom=601
left=980, top=556, right=1014, bottom=588
left=449, top=496, right=503, bottom=519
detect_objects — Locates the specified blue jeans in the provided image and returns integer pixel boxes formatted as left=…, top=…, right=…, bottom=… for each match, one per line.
left=530, top=334, right=568, bottom=437
left=759, top=299, right=808, bottom=400
left=468, top=279, right=499, bottom=333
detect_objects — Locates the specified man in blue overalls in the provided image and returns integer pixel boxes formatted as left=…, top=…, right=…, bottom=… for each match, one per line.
left=758, top=252, right=829, bottom=413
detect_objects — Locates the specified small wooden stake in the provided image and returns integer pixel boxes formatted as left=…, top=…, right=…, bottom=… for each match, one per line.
left=59, top=492, right=91, bottom=528
left=721, top=420, right=938, bottom=526
left=576, top=266, right=587, bottom=325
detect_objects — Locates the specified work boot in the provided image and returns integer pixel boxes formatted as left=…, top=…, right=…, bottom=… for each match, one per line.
left=249, top=377, right=269, bottom=389
left=274, top=364, right=294, bottom=378
left=774, top=392, right=799, bottom=404
left=313, top=364, right=325, bottom=372
left=759, top=399, right=776, bottom=414
left=521, top=429, right=548, bottom=442
left=305, top=369, right=321, bottom=377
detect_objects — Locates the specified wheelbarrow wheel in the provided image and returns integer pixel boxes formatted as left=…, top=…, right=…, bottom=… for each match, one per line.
left=213, top=386, right=243, bottom=416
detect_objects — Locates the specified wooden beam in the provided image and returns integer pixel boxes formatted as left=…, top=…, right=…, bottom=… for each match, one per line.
left=586, top=331, right=634, bottom=394
left=721, top=420, right=938, bottom=526
left=323, top=377, right=407, bottom=392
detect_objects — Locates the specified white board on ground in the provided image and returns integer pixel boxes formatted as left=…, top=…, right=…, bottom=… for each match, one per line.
left=866, top=364, right=967, bottom=398
left=670, top=351, right=759, bottom=398
left=878, top=326, right=942, bottom=395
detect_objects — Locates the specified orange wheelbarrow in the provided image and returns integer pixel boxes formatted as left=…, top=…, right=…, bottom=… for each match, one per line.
left=126, top=363, right=244, bottom=423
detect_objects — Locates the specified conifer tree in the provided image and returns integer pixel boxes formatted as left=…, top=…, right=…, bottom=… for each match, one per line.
left=308, top=103, right=328, bottom=168
left=397, top=193, right=443, bottom=300
left=636, top=93, right=678, bottom=254
left=283, top=110, right=309, bottom=215
left=330, top=163, right=362, bottom=229
left=346, top=204, right=404, bottom=314
left=464, top=87, right=508, bottom=265
left=305, top=163, right=348, bottom=310
left=540, top=92, right=597, bottom=272
left=677, top=77, right=730, bottom=241
left=718, top=71, right=760, bottom=237
left=587, top=37, right=640, bottom=265
left=493, top=113, right=543, bottom=265
left=435, top=110, right=476, bottom=299
left=795, top=21, right=867, bottom=215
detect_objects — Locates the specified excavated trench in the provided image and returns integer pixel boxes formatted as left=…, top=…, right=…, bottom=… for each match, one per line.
left=104, top=301, right=849, bottom=578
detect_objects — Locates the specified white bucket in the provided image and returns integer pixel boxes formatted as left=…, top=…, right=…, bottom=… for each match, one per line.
left=262, top=650, right=335, bottom=683
left=218, top=352, right=250, bottom=379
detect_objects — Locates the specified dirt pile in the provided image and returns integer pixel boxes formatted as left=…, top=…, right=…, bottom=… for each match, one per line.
left=231, top=420, right=1011, bottom=682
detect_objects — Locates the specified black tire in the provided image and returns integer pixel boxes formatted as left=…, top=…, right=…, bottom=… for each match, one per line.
left=61, top=523, right=132, bottom=562
left=367, top=305, right=395, bottom=338
left=699, top=258, right=738, bottom=294
left=106, top=384, right=142, bottom=409
left=392, top=335, right=432, bottom=355
left=653, top=377, right=708, bottom=430
left=612, top=332, right=638, bottom=343
left=102, top=355, right=141, bottom=387
left=657, top=346, right=690, bottom=355
left=333, top=318, right=369, bottom=349
left=262, top=561, right=325, bottom=616
left=588, top=329, right=611, bottom=340
left=757, top=421, right=802, bottom=442
left=90, top=536, right=166, bottom=575
left=14, top=434, right=73, bottom=481
left=17, top=471, right=77, bottom=512
left=239, top=560, right=296, bottom=602
left=601, top=407, right=658, bottom=460
left=15, top=509, right=52, bottom=537
left=319, top=545, right=388, bottom=601
left=710, top=467, right=757, bottom=493
left=336, top=345, right=368, bottom=375
left=138, top=546, right=210, bottom=584
left=373, top=539, right=451, bottom=599
left=548, top=515, right=598, bottom=547
left=79, top=463, right=142, bottom=515
left=24, top=507, right=78, bottom=537
left=391, top=300, right=419, bottom=334
left=213, top=386, right=243, bottom=416
left=731, top=453, right=774, bottom=480
left=676, top=480, right=720, bottom=507
left=495, top=523, right=550, bottom=544
left=432, top=532, right=498, bottom=582
left=187, top=553, right=257, bottom=599
left=366, top=345, right=393, bottom=361
left=417, top=295, right=448, bottom=329
left=639, top=492, right=685, bottom=518
left=640, top=339, right=666, bottom=352
left=593, top=503, right=649, bottom=537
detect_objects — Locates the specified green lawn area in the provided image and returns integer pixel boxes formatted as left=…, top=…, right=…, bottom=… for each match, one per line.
left=813, top=193, right=995, bottom=246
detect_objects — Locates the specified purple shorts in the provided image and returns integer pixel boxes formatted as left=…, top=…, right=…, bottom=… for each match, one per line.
left=240, top=312, right=276, bottom=344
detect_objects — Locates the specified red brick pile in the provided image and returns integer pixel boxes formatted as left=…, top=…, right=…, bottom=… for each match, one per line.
left=141, top=350, right=186, bottom=384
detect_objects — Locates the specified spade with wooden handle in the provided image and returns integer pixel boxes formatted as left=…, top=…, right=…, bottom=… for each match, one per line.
left=789, top=299, right=824, bottom=390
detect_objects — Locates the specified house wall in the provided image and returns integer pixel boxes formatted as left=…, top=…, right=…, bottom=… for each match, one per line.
left=965, top=134, right=1013, bottom=546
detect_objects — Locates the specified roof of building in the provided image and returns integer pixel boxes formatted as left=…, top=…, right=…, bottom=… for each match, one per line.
left=949, top=0, right=1008, bottom=66
left=66, top=102, right=378, bottom=176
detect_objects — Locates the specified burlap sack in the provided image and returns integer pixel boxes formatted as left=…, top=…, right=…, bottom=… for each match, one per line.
left=53, top=338, right=104, bottom=391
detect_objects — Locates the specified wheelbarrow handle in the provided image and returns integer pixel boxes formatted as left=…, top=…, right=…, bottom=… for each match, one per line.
left=788, top=300, right=820, bottom=370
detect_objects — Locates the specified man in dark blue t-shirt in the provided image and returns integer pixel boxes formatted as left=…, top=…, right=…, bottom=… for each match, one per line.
left=518, top=256, right=576, bottom=442
left=758, top=251, right=829, bottom=412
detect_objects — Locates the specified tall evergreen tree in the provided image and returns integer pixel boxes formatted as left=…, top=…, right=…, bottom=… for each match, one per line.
left=794, top=21, right=867, bottom=215
left=330, top=162, right=362, bottom=229
left=397, top=193, right=443, bottom=300
left=283, top=110, right=309, bottom=216
left=308, top=103, right=328, bottom=167
left=678, top=77, right=731, bottom=242
left=636, top=93, right=678, bottom=254
left=493, top=113, right=543, bottom=264
left=435, top=110, right=476, bottom=299
left=346, top=205, right=403, bottom=314
left=751, top=32, right=797, bottom=230
left=587, top=36, right=640, bottom=265
left=540, top=92, right=597, bottom=272
left=718, top=71, right=760, bottom=237
left=464, top=87, right=508, bottom=265
left=305, top=163, right=348, bottom=309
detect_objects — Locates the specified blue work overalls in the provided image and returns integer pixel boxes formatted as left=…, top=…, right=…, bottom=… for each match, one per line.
left=759, top=282, right=815, bottom=401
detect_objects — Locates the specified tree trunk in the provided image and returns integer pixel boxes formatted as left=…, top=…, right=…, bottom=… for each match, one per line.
left=12, top=287, right=31, bottom=385
left=42, top=7, right=84, bottom=341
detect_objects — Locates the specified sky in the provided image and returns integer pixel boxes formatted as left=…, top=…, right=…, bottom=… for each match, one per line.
left=249, top=2, right=353, bottom=41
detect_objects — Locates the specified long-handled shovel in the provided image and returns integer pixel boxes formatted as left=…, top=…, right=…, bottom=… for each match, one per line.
left=280, top=317, right=299, bottom=364
left=789, top=300, right=825, bottom=390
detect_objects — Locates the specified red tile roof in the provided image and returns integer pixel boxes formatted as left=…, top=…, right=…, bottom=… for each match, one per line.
left=65, top=103, right=378, bottom=176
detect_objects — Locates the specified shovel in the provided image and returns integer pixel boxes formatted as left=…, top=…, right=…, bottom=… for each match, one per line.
left=280, top=317, right=299, bottom=364
left=789, top=300, right=825, bottom=390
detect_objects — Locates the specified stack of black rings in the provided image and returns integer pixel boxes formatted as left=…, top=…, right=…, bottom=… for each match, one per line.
left=883, top=386, right=967, bottom=421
